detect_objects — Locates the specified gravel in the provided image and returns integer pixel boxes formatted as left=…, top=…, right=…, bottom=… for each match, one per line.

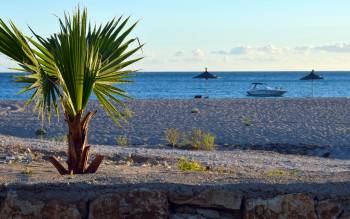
left=1, top=133, right=350, bottom=175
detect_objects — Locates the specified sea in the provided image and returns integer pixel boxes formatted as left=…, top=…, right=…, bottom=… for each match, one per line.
left=1, top=71, right=350, bottom=99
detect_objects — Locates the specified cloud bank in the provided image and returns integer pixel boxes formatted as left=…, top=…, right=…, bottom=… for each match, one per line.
left=212, top=43, right=350, bottom=56
left=212, top=45, right=284, bottom=55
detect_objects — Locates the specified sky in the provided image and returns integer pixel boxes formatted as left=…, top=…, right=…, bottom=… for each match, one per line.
left=1, top=0, right=350, bottom=71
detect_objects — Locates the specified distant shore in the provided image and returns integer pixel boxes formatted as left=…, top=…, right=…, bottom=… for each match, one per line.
left=0, top=98, right=349, bottom=154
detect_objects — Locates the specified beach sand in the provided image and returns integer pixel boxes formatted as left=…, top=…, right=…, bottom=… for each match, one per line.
left=0, top=98, right=350, bottom=149
left=1, top=98, right=350, bottom=190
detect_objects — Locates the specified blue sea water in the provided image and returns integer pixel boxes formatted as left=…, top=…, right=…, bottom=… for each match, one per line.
left=1, top=71, right=350, bottom=99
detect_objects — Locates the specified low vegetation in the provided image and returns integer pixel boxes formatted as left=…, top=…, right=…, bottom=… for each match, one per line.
left=191, top=108, right=200, bottom=113
left=164, top=128, right=181, bottom=147
left=178, top=157, right=207, bottom=172
left=267, top=168, right=303, bottom=177
left=121, top=108, right=134, bottom=120
left=202, top=133, right=216, bottom=151
left=165, top=128, right=216, bottom=150
left=116, top=135, right=129, bottom=146
left=22, top=167, right=33, bottom=175
left=35, top=128, right=46, bottom=136
left=243, top=116, right=252, bottom=126
left=267, top=169, right=286, bottom=177
left=187, top=128, right=203, bottom=149
left=185, top=129, right=216, bottom=150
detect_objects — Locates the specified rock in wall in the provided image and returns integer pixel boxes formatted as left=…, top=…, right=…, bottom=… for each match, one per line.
left=0, top=184, right=350, bottom=219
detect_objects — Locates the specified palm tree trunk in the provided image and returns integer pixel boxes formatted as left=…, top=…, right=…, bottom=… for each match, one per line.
left=48, top=110, right=104, bottom=175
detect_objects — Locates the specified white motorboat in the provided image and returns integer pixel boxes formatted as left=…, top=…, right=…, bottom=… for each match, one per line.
left=247, top=83, right=287, bottom=97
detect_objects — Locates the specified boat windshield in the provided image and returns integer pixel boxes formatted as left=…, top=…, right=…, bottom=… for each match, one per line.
left=250, top=83, right=268, bottom=90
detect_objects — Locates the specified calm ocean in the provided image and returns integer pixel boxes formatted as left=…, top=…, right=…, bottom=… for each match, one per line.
left=1, top=71, right=350, bottom=99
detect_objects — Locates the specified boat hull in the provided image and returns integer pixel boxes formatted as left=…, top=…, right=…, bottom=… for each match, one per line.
left=247, top=90, right=287, bottom=97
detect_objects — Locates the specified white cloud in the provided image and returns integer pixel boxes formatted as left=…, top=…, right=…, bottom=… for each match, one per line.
left=212, top=46, right=251, bottom=55
left=294, top=46, right=312, bottom=53
left=256, top=45, right=283, bottom=54
left=211, top=50, right=227, bottom=55
left=212, top=45, right=284, bottom=56
left=294, top=43, right=350, bottom=54
left=168, top=49, right=206, bottom=63
left=239, top=56, right=278, bottom=62
left=174, top=50, right=185, bottom=57
left=314, top=43, right=350, bottom=53
left=230, top=46, right=250, bottom=55
left=192, top=48, right=205, bottom=58
left=212, top=43, right=350, bottom=58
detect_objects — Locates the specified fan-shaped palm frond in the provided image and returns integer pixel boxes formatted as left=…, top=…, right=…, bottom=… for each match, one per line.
left=0, top=7, right=143, bottom=174
left=0, top=8, right=142, bottom=122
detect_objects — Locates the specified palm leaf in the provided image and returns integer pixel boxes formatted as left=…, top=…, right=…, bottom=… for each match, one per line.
left=0, top=18, right=61, bottom=121
left=0, top=7, right=142, bottom=124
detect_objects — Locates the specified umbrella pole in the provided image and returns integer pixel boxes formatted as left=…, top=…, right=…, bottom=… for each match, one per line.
left=205, top=79, right=208, bottom=98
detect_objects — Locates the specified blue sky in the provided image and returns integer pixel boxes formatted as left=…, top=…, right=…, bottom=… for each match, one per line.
left=1, top=0, right=350, bottom=71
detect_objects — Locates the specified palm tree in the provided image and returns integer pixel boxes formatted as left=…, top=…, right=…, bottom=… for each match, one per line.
left=0, top=8, right=143, bottom=175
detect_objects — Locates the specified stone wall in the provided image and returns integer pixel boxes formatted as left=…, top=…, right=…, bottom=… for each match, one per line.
left=0, top=183, right=350, bottom=219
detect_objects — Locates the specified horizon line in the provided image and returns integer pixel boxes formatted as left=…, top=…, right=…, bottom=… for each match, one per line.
left=2, top=69, right=350, bottom=73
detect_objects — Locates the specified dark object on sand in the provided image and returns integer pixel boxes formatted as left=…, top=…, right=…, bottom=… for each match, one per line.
left=193, top=68, right=218, bottom=98
left=35, top=128, right=46, bottom=136
left=300, top=70, right=324, bottom=97
left=191, top=108, right=200, bottom=113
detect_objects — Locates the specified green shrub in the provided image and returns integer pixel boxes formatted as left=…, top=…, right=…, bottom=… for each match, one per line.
left=289, top=169, right=302, bottom=176
left=165, top=128, right=181, bottom=147
left=267, top=169, right=286, bottom=177
left=179, top=132, right=189, bottom=147
left=189, top=128, right=203, bottom=150
left=164, top=128, right=217, bottom=150
left=183, top=129, right=216, bottom=150
left=191, top=108, right=200, bottom=113
left=121, top=108, right=134, bottom=120
left=243, top=117, right=252, bottom=126
left=116, top=135, right=129, bottom=146
left=35, top=128, right=46, bottom=136
left=202, top=133, right=216, bottom=151
left=178, top=157, right=206, bottom=171
left=267, top=168, right=302, bottom=177
left=22, top=167, right=33, bottom=175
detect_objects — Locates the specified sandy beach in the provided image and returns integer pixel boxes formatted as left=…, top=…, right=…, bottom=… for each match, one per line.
left=1, top=98, right=350, bottom=153
left=1, top=98, right=350, bottom=218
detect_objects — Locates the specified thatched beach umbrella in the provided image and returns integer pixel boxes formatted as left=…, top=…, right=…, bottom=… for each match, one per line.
left=193, top=68, right=218, bottom=97
left=300, top=70, right=324, bottom=97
